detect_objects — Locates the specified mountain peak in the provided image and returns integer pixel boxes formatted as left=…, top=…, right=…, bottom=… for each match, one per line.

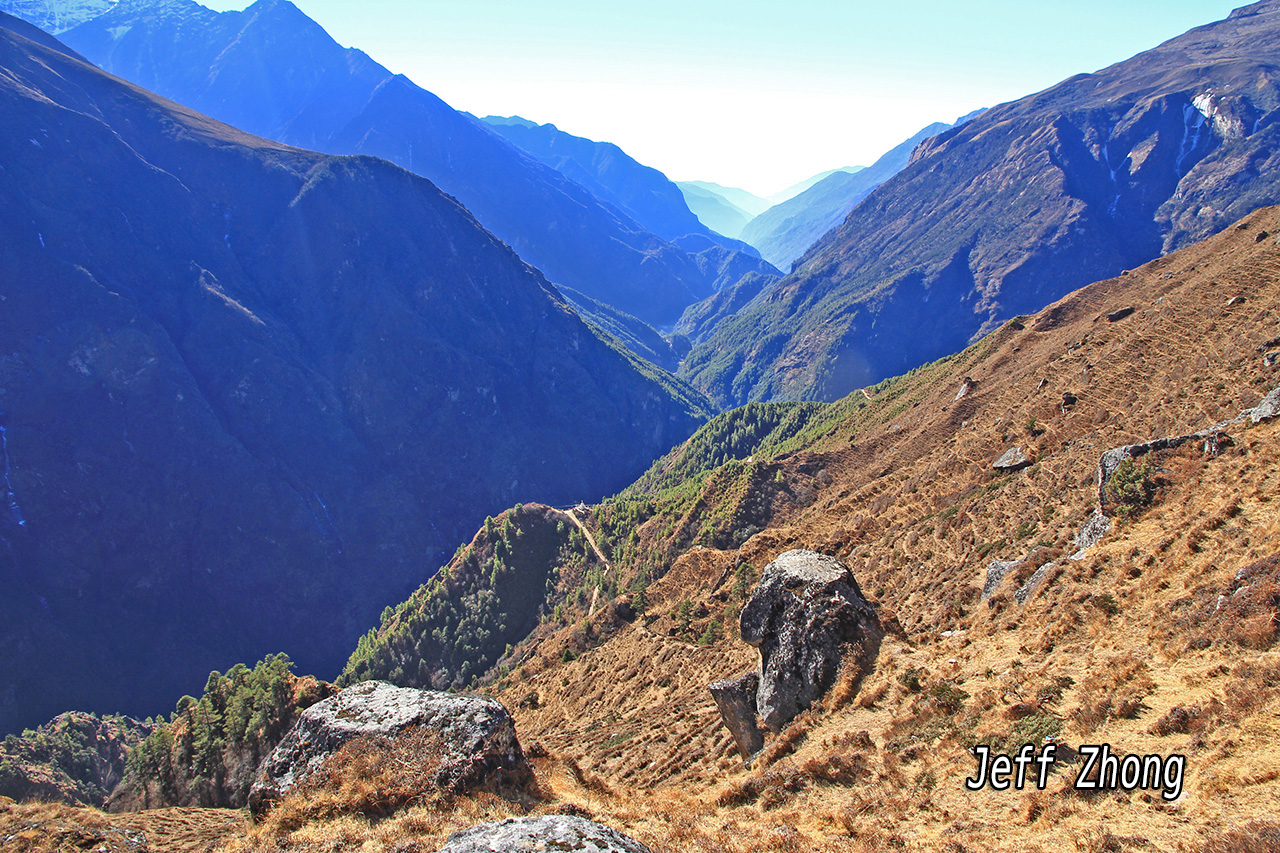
left=0, top=0, right=116, bottom=32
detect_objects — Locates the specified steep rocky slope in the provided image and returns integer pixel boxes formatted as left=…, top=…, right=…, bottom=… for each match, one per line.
left=48, top=0, right=761, bottom=326
left=0, top=17, right=708, bottom=735
left=682, top=0, right=1280, bottom=406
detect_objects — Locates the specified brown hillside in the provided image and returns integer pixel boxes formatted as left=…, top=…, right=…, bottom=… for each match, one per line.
left=476, top=207, right=1280, bottom=852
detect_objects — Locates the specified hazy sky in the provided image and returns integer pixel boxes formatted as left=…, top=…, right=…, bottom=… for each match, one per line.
left=208, top=0, right=1244, bottom=196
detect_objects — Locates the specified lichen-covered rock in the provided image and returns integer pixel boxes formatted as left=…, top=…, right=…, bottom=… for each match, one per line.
left=436, top=815, right=652, bottom=853
left=248, top=682, right=531, bottom=817
left=709, top=671, right=764, bottom=758
left=739, top=550, right=883, bottom=732
left=1014, top=562, right=1059, bottom=604
left=1072, top=510, right=1113, bottom=558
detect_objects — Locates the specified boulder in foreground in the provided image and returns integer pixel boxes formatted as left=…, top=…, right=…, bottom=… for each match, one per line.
left=436, top=815, right=652, bottom=853
left=248, top=682, right=531, bottom=817
left=739, top=549, right=885, bottom=732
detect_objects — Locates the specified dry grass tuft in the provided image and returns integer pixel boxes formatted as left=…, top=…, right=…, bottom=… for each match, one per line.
left=1195, top=820, right=1280, bottom=853
left=1069, top=655, right=1156, bottom=733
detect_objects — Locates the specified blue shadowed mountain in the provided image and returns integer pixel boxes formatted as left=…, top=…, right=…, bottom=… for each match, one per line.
left=479, top=115, right=764, bottom=258
left=0, top=12, right=710, bottom=734
left=46, top=0, right=768, bottom=327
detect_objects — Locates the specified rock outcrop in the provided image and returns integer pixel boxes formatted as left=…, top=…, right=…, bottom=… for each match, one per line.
left=982, top=550, right=1043, bottom=600
left=248, top=682, right=531, bottom=817
left=708, top=672, right=764, bottom=758
left=436, top=815, right=653, bottom=853
left=738, top=550, right=884, bottom=732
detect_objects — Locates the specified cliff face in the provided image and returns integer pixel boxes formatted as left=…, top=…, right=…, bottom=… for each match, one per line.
left=0, top=18, right=708, bottom=735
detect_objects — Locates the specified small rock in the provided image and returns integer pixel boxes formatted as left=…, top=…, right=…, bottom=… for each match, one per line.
left=739, top=550, right=884, bottom=732
left=436, top=816, right=652, bottom=853
left=1106, top=306, right=1135, bottom=322
left=1014, top=562, right=1057, bottom=604
left=709, top=671, right=764, bottom=759
left=1256, top=231, right=1271, bottom=242
left=1071, top=510, right=1112, bottom=558
left=983, top=551, right=1040, bottom=599
left=992, top=446, right=1032, bottom=472
left=955, top=377, right=974, bottom=401
left=1227, top=296, right=1247, bottom=306
left=1061, top=391, right=1078, bottom=411
left=1264, top=351, right=1280, bottom=367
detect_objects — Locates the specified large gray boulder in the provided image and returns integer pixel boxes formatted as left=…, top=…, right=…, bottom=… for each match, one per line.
left=248, top=681, right=531, bottom=817
left=739, top=550, right=884, bottom=732
left=436, top=815, right=652, bottom=853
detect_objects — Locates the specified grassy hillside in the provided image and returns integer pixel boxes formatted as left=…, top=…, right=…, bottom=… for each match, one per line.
left=279, top=206, right=1280, bottom=852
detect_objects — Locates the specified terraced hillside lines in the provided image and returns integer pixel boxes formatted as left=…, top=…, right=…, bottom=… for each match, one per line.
left=509, top=548, right=757, bottom=791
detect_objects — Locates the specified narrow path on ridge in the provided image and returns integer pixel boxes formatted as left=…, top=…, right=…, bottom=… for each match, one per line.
left=556, top=507, right=612, bottom=572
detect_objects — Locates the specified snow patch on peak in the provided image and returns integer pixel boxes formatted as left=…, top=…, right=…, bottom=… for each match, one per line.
left=0, top=0, right=117, bottom=33
left=1192, top=90, right=1248, bottom=140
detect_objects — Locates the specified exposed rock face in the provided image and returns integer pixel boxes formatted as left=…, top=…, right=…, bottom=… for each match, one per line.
left=1250, top=386, right=1280, bottom=423
left=982, top=550, right=1043, bottom=600
left=739, top=550, right=884, bottom=732
left=1072, top=511, right=1114, bottom=557
left=992, top=447, right=1032, bottom=472
left=248, top=682, right=530, bottom=817
left=1014, top=563, right=1060, bottom=604
left=708, top=672, right=764, bottom=758
left=436, top=815, right=652, bottom=853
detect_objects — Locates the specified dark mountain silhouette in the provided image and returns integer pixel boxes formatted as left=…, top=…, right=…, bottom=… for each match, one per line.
left=54, top=0, right=750, bottom=326
left=0, top=15, right=709, bottom=735
left=480, top=115, right=759, bottom=255
left=681, top=0, right=1280, bottom=406
left=739, top=120, right=962, bottom=270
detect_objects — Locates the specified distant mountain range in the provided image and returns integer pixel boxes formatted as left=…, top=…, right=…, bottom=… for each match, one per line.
left=675, top=182, right=759, bottom=239
left=740, top=118, right=972, bottom=270
left=26, top=0, right=766, bottom=327
left=479, top=116, right=760, bottom=256
left=765, top=167, right=864, bottom=205
left=0, top=12, right=709, bottom=734
left=680, top=0, right=1280, bottom=406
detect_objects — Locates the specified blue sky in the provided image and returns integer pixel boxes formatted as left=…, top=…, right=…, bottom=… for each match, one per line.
left=209, top=0, right=1245, bottom=195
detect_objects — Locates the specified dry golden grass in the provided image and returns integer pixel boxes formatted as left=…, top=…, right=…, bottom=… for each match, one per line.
left=0, top=798, right=244, bottom=853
